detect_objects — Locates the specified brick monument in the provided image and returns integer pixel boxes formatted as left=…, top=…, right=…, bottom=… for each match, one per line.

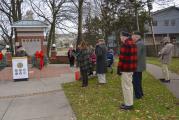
left=11, top=20, right=49, bottom=56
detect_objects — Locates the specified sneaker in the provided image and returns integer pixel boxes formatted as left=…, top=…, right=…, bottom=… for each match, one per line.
left=159, top=78, right=165, bottom=81
left=120, top=104, right=133, bottom=110
left=162, top=80, right=170, bottom=83
left=160, top=79, right=170, bottom=83
left=134, top=96, right=143, bottom=100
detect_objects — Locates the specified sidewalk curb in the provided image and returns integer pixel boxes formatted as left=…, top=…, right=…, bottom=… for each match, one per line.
left=0, top=89, right=62, bottom=100
left=147, top=64, right=179, bottom=98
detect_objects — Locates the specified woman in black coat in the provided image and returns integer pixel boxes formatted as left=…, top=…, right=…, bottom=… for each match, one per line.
left=95, top=39, right=107, bottom=84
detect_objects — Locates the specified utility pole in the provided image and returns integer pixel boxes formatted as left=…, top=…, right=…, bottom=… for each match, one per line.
left=147, top=0, right=157, bottom=56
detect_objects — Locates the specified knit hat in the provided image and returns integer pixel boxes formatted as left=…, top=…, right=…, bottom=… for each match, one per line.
left=121, top=31, right=130, bottom=37
left=162, top=37, right=170, bottom=43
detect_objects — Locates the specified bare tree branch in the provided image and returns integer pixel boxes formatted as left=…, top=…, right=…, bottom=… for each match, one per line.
left=70, top=0, right=79, bottom=9
left=29, top=0, right=51, bottom=23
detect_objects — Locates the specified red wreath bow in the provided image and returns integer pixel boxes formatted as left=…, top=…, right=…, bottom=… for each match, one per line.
left=39, top=51, right=44, bottom=70
left=35, top=51, right=40, bottom=58
left=35, top=51, right=44, bottom=70
left=0, top=52, right=3, bottom=61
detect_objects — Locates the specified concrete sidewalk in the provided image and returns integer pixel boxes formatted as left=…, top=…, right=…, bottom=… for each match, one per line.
left=0, top=65, right=78, bottom=120
left=147, top=64, right=179, bottom=98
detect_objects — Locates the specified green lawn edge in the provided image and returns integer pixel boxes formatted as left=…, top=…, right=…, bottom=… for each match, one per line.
left=147, top=57, right=179, bottom=74
left=63, top=71, right=179, bottom=120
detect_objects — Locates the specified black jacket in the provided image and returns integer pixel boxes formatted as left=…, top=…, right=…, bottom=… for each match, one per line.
left=95, top=43, right=107, bottom=74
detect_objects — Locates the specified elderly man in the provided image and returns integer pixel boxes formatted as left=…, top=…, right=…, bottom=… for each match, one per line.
left=132, top=31, right=146, bottom=99
left=117, top=31, right=137, bottom=110
left=159, top=37, right=174, bottom=83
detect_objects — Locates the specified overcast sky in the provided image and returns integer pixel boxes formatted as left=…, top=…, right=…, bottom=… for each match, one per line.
left=1, top=0, right=179, bottom=36
left=152, top=0, right=179, bottom=11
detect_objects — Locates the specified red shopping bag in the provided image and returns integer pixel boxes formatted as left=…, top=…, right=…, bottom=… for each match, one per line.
left=75, top=71, right=80, bottom=81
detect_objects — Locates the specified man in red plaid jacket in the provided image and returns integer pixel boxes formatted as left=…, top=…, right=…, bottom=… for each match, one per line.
left=117, top=31, right=137, bottom=110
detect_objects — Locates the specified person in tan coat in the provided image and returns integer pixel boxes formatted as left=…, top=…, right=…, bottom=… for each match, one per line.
left=158, top=37, right=174, bottom=83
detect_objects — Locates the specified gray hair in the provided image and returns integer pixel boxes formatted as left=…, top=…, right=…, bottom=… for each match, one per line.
left=162, top=37, right=170, bottom=43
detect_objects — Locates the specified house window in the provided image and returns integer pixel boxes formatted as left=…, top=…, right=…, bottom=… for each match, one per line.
left=164, top=20, right=169, bottom=26
left=153, top=20, right=157, bottom=26
left=171, top=19, right=176, bottom=26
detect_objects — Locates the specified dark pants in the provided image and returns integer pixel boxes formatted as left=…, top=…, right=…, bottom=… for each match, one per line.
left=69, top=58, right=74, bottom=67
left=81, top=70, right=88, bottom=86
left=88, top=63, right=95, bottom=75
left=132, top=72, right=144, bottom=98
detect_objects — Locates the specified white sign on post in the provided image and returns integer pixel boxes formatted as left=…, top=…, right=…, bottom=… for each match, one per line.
left=12, top=57, right=29, bottom=80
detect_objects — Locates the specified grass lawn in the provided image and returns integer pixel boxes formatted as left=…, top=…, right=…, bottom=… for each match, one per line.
left=63, top=71, right=179, bottom=120
left=147, top=57, right=179, bottom=74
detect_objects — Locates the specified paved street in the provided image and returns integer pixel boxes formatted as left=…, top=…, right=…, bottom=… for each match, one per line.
left=0, top=65, right=77, bottom=120
left=147, top=64, right=179, bottom=98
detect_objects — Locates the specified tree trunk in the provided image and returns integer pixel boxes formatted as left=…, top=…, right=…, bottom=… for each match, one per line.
left=17, top=0, right=22, bottom=20
left=47, top=21, right=56, bottom=57
left=11, top=0, right=17, bottom=22
left=77, top=0, right=84, bottom=47
left=10, top=28, right=14, bottom=56
left=11, top=0, right=23, bottom=55
left=135, top=8, right=140, bottom=31
left=104, top=30, right=108, bottom=43
left=47, top=26, right=53, bottom=57
left=51, top=26, right=55, bottom=44
left=51, top=18, right=56, bottom=44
